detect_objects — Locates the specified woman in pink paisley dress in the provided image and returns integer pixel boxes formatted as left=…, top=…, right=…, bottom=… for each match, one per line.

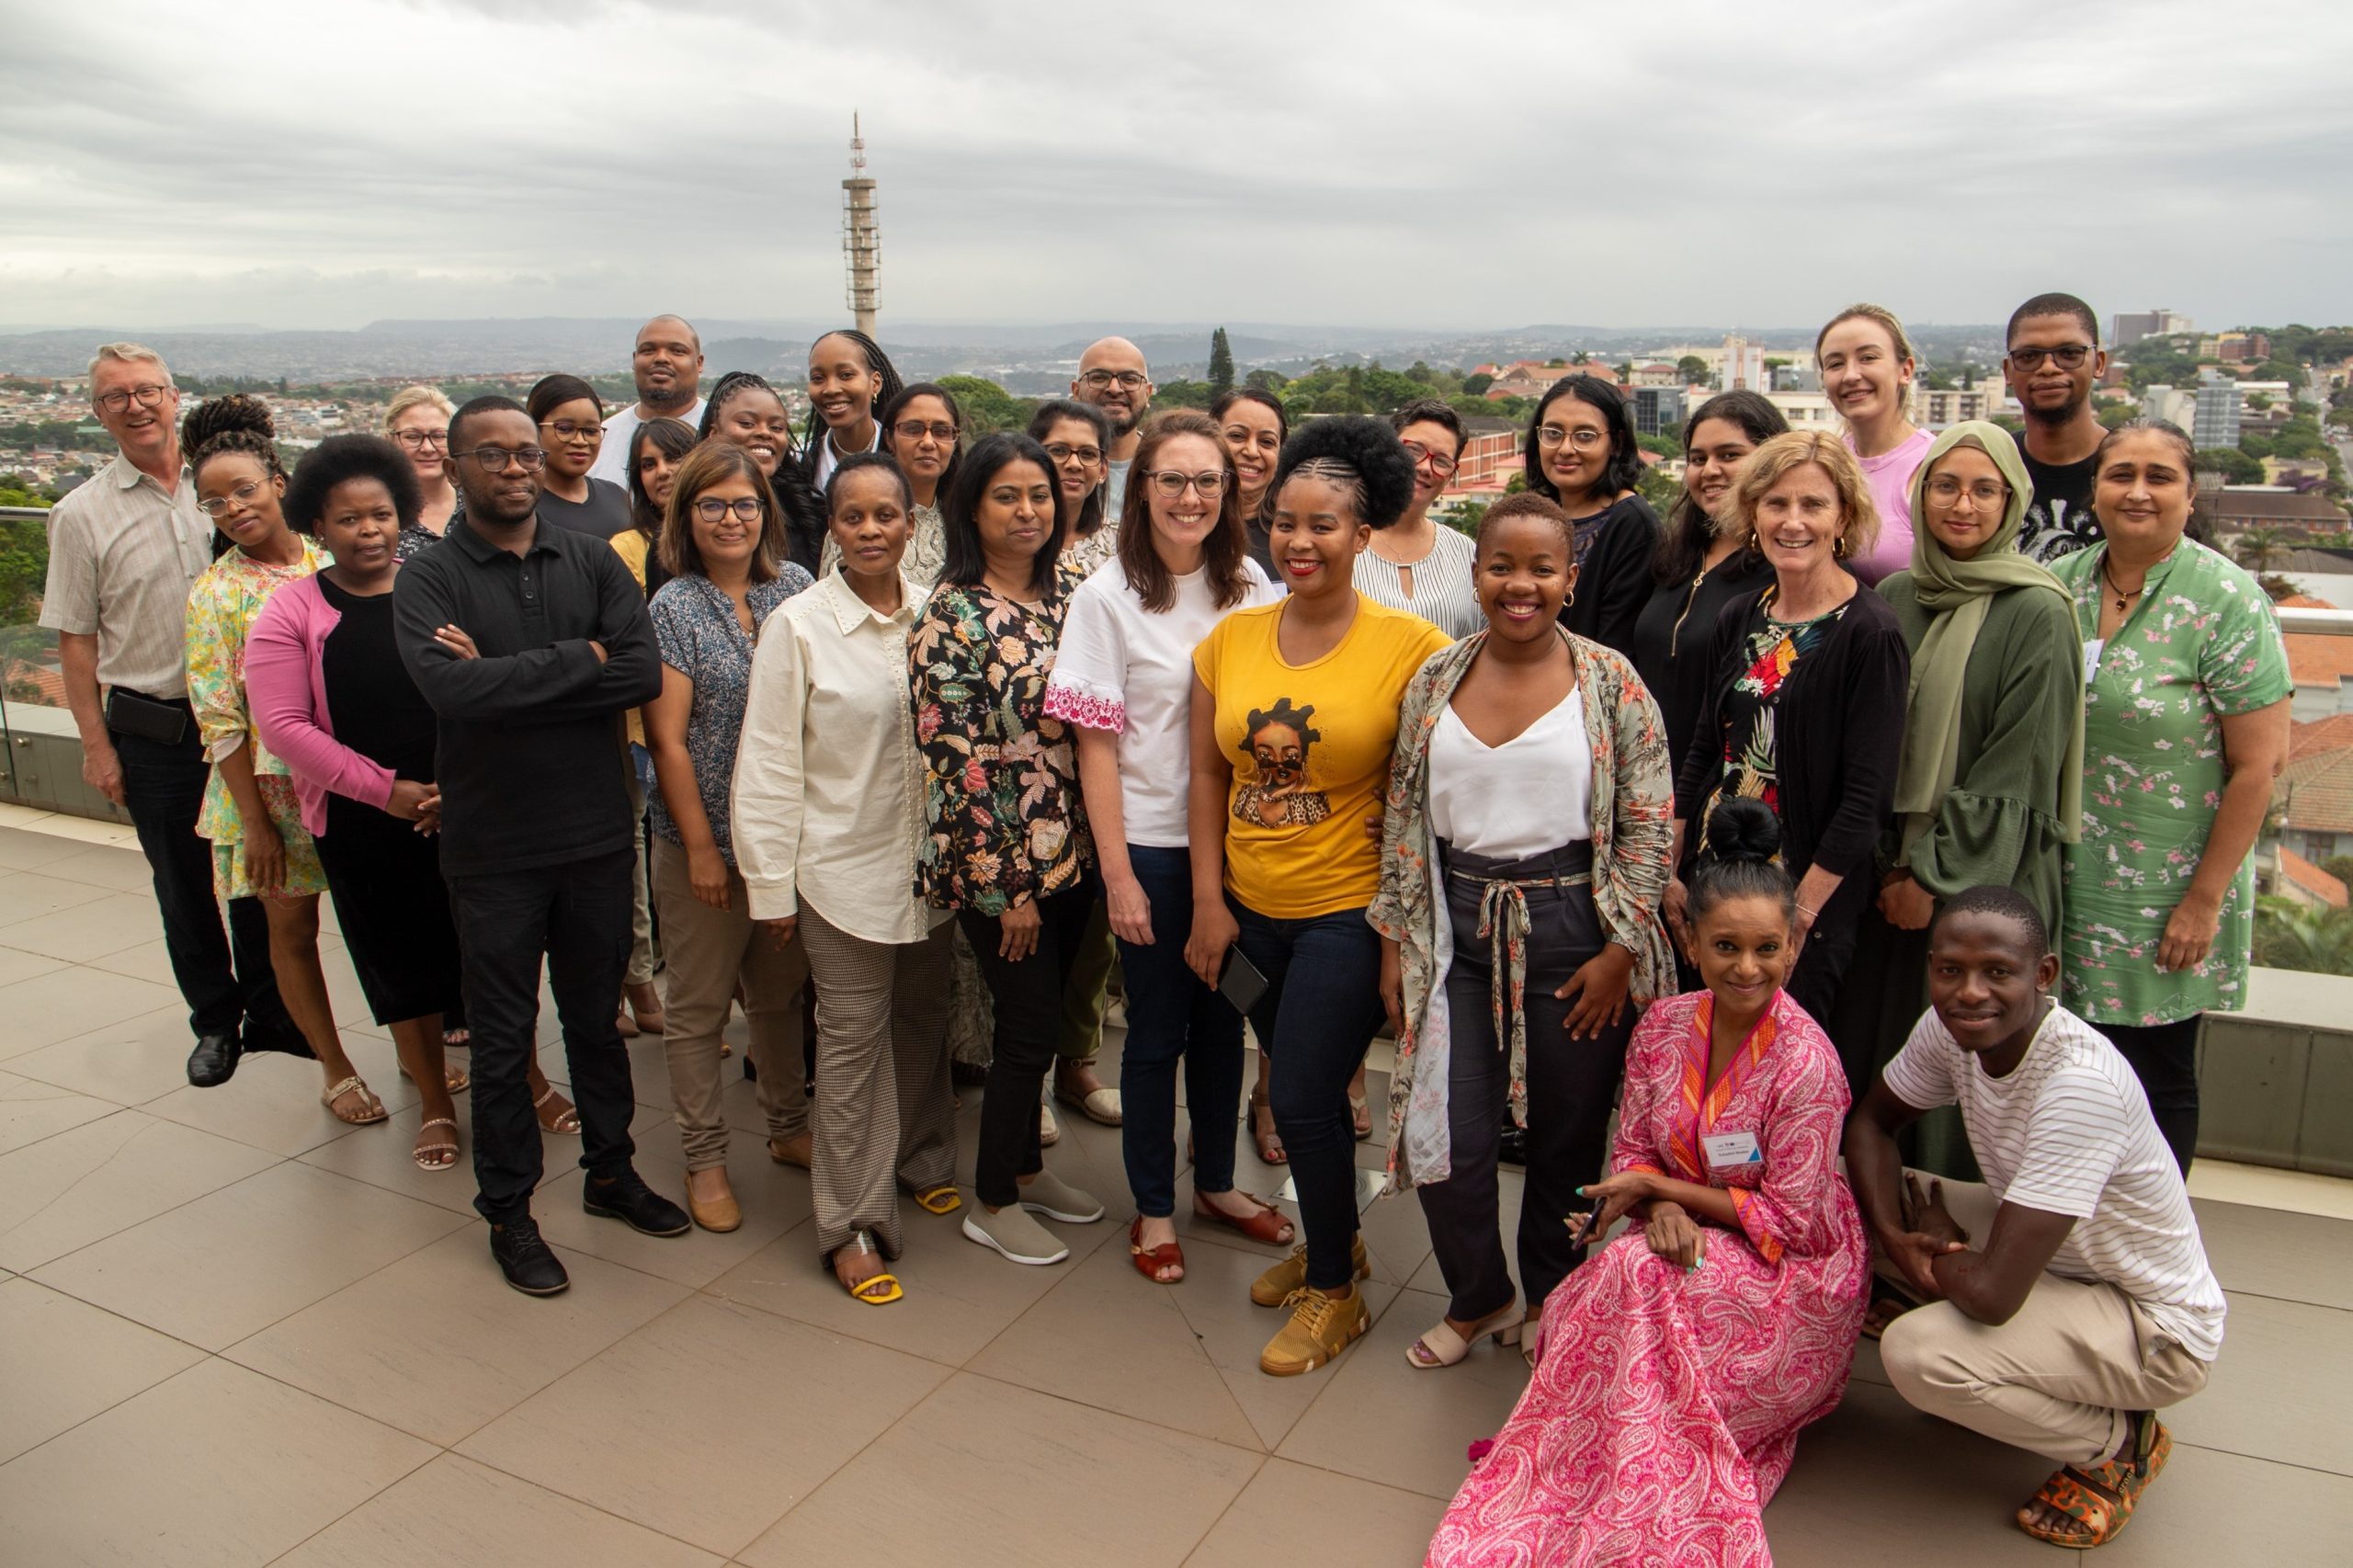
left=1429, top=797, right=1869, bottom=1568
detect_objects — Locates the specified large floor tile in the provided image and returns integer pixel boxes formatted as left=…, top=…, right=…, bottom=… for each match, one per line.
left=2088, top=1439, right=2353, bottom=1564
left=460, top=1293, right=949, bottom=1556
left=1183, top=1456, right=1446, bottom=1566
left=0, top=824, right=97, bottom=870
left=2191, top=1197, right=2353, bottom=1311
left=1275, top=1286, right=1529, bottom=1499
left=0, top=1108, right=277, bottom=1272
left=0, top=891, right=171, bottom=963
left=2166, top=1291, right=2353, bottom=1474
left=32, top=843, right=160, bottom=895
left=31, top=1161, right=468, bottom=1349
left=0, top=1278, right=206, bottom=1462
left=77, top=937, right=179, bottom=989
left=142, top=1032, right=417, bottom=1157
left=299, top=1093, right=487, bottom=1215
left=0, top=964, right=188, bottom=1059
left=272, top=1451, right=722, bottom=1568
left=0, top=868, right=118, bottom=926
left=5, top=1006, right=198, bottom=1108
left=0, top=1357, right=432, bottom=1568
left=0, top=942, right=66, bottom=989
left=740, top=1371, right=1262, bottom=1568
left=0, top=1070, right=119, bottom=1155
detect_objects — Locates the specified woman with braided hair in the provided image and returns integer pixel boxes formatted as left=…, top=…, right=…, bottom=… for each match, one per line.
left=798, top=329, right=904, bottom=494
left=182, top=395, right=386, bottom=1127
left=699, top=370, right=828, bottom=574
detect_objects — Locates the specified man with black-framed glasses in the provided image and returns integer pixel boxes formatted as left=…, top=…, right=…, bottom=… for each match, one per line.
left=394, top=395, right=687, bottom=1295
left=1072, top=337, right=1154, bottom=519
left=2005, top=293, right=2111, bottom=563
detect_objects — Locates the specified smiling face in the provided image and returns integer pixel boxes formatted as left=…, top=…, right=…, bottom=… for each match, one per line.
left=1398, top=418, right=1461, bottom=510
left=1074, top=339, right=1152, bottom=437
left=1538, top=392, right=1611, bottom=504
left=2004, top=313, right=2103, bottom=425
left=1683, top=415, right=1759, bottom=523
left=1921, top=444, right=2011, bottom=562
left=1752, top=461, right=1845, bottom=578
left=386, top=401, right=449, bottom=487
left=685, top=472, right=764, bottom=574
left=90, top=356, right=180, bottom=467
left=317, top=476, right=399, bottom=582
left=1040, top=415, right=1107, bottom=509
left=1818, top=317, right=1913, bottom=428
left=1475, top=511, right=1576, bottom=644
left=1693, top=891, right=1791, bottom=1017
left=632, top=431, right=683, bottom=513
left=632, top=316, right=702, bottom=412
left=807, top=333, right=879, bottom=436
left=887, top=393, right=958, bottom=490
left=1268, top=472, right=1370, bottom=598
left=1144, top=432, right=1227, bottom=561
left=196, top=452, right=289, bottom=553
left=828, top=465, right=911, bottom=584
left=2094, top=429, right=2196, bottom=556
left=973, top=457, right=1057, bottom=566
left=1927, top=909, right=2057, bottom=1058
left=538, top=396, right=603, bottom=481
left=714, top=387, right=791, bottom=476
left=1220, top=400, right=1283, bottom=509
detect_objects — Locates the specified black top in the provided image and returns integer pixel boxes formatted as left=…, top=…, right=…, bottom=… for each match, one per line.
left=319, top=575, right=437, bottom=784
left=1631, top=546, right=1772, bottom=775
left=1675, top=585, right=1907, bottom=927
left=392, top=513, right=662, bottom=877
left=539, top=477, right=634, bottom=541
left=2016, top=440, right=2102, bottom=565
left=1557, top=493, right=1662, bottom=659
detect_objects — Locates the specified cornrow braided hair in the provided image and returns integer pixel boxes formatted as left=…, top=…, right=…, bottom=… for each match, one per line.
left=181, top=393, right=284, bottom=485
left=801, top=328, right=905, bottom=471
left=698, top=370, right=830, bottom=575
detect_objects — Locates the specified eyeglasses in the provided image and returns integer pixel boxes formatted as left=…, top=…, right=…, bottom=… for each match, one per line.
left=540, top=420, right=603, bottom=442
left=1043, top=441, right=1105, bottom=467
left=1536, top=426, right=1606, bottom=450
left=1401, top=441, right=1459, bottom=477
left=1925, top=476, right=2011, bottom=507
left=453, top=446, right=548, bottom=472
left=2006, top=345, right=2093, bottom=370
left=95, top=383, right=172, bottom=415
left=893, top=420, right=958, bottom=443
left=196, top=479, right=267, bottom=517
left=1146, top=470, right=1228, bottom=499
left=692, top=496, right=764, bottom=523
left=392, top=429, right=449, bottom=451
left=1078, top=369, right=1148, bottom=390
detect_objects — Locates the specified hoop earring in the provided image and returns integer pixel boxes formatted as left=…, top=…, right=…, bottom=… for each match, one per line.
left=1564, top=586, right=1576, bottom=608
left=1833, top=535, right=1850, bottom=560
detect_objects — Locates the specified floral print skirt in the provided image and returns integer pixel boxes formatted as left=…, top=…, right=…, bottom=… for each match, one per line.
left=208, top=774, right=329, bottom=902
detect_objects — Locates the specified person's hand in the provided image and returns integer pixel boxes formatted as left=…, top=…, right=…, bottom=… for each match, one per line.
left=1559, top=943, right=1634, bottom=1040
left=1105, top=873, right=1154, bottom=947
left=686, top=843, right=730, bottom=909
left=1379, top=938, right=1405, bottom=1039
left=1789, top=899, right=1818, bottom=965
left=433, top=624, right=479, bottom=659
left=1644, top=1200, right=1706, bottom=1270
left=589, top=639, right=609, bottom=665
left=385, top=778, right=437, bottom=822
left=82, top=737, right=125, bottom=805
left=758, top=915, right=798, bottom=951
left=1663, top=875, right=1692, bottom=960
left=242, top=821, right=287, bottom=892
left=1566, top=1169, right=1654, bottom=1247
left=1878, top=874, right=1937, bottom=932
left=2157, top=889, right=2222, bottom=973
left=1362, top=812, right=1383, bottom=843
left=1185, top=899, right=1240, bottom=990
left=998, top=898, right=1042, bottom=962
left=1904, top=1173, right=1969, bottom=1250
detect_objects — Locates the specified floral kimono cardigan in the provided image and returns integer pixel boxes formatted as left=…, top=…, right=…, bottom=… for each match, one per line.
left=1370, top=630, right=1675, bottom=1194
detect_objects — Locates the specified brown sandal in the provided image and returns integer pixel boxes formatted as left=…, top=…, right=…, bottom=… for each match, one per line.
left=1193, top=1189, right=1295, bottom=1246
left=1250, top=1089, right=1287, bottom=1165
left=1130, top=1216, right=1185, bottom=1284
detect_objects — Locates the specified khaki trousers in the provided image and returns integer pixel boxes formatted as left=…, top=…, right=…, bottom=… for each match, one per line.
left=1877, top=1175, right=2211, bottom=1464
left=623, top=763, right=658, bottom=987
left=651, top=839, right=807, bottom=1169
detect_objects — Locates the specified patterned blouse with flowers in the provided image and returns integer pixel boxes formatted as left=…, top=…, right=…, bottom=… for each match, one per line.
left=1056, top=520, right=1121, bottom=597
left=910, top=582, right=1093, bottom=917
left=1697, top=593, right=1847, bottom=857
left=187, top=539, right=327, bottom=845
left=2051, top=538, right=2290, bottom=1025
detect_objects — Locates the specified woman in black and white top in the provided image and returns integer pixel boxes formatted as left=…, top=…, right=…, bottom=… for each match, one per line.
left=1355, top=398, right=1481, bottom=640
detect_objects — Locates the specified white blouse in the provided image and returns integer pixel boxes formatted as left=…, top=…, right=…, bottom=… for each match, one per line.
left=1427, top=691, right=1591, bottom=861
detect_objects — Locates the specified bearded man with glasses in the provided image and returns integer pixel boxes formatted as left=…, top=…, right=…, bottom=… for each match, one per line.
left=392, top=394, right=688, bottom=1296
left=1072, top=336, right=1154, bottom=521
left=2004, top=293, right=2111, bottom=563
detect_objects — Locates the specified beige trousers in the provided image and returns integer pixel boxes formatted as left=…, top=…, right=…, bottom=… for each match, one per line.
left=1877, top=1176, right=2211, bottom=1464
left=651, top=838, right=807, bottom=1169
left=623, top=762, right=658, bottom=986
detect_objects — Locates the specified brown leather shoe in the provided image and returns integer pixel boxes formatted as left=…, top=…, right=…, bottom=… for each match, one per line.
left=686, top=1170, right=741, bottom=1233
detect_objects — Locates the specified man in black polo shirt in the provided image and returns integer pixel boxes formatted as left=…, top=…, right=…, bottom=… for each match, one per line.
left=395, top=395, right=688, bottom=1294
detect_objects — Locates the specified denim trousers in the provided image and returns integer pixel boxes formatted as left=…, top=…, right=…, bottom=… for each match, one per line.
left=1231, top=898, right=1386, bottom=1291
left=959, top=878, right=1100, bottom=1209
left=1117, top=846, right=1246, bottom=1218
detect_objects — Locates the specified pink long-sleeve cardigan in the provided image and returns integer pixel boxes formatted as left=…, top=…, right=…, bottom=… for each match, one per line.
left=244, top=574, right=399, bottom=839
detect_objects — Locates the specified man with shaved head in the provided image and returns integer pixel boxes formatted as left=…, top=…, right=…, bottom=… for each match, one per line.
left=1072, top=335, right=1154, bottom=518
left=590, top=313, right=707, bottom=484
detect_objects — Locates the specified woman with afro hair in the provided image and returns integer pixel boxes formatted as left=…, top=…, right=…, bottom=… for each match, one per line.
left=1185, top=415, right=1450, bottom=1376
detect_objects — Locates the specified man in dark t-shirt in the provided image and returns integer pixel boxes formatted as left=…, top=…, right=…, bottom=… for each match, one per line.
left=2005, top=293, right=2109, bottom=564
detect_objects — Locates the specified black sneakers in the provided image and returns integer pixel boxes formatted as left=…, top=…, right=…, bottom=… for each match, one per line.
left=490, top=1217, right=570, bottom=1296
left=583, top=1169, right=691, bottom=1236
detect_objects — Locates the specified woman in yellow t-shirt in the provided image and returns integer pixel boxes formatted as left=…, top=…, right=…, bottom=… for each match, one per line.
left=1187, top=416, right=1451, bottom=1378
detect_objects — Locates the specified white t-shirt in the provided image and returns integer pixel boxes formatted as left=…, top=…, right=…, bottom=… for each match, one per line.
left=809, top=421, right=883, bottom=494
left=591, top=397, right=708, bottom=487
left=1882, top=1003, right=2225, bottom=1362
left=1043, top=555, right=1282, bottom=847
left=1429, top=693, right=1590, bottom=860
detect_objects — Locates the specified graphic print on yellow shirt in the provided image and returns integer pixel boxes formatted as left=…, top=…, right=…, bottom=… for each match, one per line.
left=1233, top=699, right=1333, bottom=827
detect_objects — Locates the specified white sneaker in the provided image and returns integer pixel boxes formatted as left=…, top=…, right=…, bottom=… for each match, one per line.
left=1017, top=1167, right=1103, bottom=1223
left=962, top=1201, right=1070, bottom=1266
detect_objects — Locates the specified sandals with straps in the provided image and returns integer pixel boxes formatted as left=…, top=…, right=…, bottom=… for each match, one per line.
left=533, top=1085, right=581, bottom=1136
left=1250, top=1089, right=1287, bottom=1165
left=412, top=1117, right=460, bottom=1172
left=322, top=1076, right=388, bottom=1126
left=2018, top=1417, right=2171, bottom=1548
left=912, top=1185, right=961, bottom=1215
left=835, top=1230, right=903, bottom=1306
left=1130, top=1215, right=1186, bottom=1284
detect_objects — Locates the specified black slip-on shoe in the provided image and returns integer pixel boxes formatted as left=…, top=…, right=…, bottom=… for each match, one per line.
left=185, top=1031, right=242, bottom=1087
left=490, top=1216, right=570, bottom=1295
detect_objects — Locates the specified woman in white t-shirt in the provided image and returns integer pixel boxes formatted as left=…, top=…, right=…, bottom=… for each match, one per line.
left=1045, top=412, right=1291, bottom=1283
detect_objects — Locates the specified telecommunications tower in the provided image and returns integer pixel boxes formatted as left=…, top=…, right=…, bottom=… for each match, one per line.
left=842, top=114, right=881, bottom=337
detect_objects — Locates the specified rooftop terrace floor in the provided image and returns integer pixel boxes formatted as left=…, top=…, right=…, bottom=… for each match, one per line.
left=0, top=808, right=2346, bottom=1565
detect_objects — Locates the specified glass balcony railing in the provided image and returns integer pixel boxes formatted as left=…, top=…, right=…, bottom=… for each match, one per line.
left=0, top=503, right=131, bottom=824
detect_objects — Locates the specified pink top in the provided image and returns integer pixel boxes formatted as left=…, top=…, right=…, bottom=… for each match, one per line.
left=244, top=575, right=396, bottom=838
left=1845, top=426, right=1933, bottom=586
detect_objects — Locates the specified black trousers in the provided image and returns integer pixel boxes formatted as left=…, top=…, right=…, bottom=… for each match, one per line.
left=111, top=704, right=289, bottom=1042
left=2105, top=1017, right=2201, bottom=1175
left=1415, top=842, right=1631, bottom=1320
left=449, top=849, right=640, bottom=1223
left=959, top=880, right=1098, bottom=1209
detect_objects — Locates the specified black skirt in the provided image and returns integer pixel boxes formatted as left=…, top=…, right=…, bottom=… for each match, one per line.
left=316, top=794, right=463, bottom=1027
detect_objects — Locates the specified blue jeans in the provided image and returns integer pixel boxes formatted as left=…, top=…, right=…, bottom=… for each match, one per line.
left=1232, top=898, right=1385, bottom=1290
left=1118, top=846, right=1246, bottom=1218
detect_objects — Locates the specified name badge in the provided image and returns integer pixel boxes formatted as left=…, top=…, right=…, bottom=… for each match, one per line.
left=1703, top=1131, right=1762, bottom=1168
left=2083, top=638, right=2105, bottom=684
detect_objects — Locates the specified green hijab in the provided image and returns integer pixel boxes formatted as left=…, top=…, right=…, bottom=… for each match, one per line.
left=1895, top=421, right=2084, bottom=852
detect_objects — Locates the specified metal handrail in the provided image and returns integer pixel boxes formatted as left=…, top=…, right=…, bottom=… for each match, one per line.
left=2278, top=608, right=2353, bottom=638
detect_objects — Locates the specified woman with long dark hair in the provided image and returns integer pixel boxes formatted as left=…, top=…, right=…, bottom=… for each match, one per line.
left=1029, top=398, right=1120, bottom=590
left=612, top=415, right=697, bottom=600
left=1524, top=374, right=1660, bottom=657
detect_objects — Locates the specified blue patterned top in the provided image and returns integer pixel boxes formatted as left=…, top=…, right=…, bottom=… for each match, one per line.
left=647, top=565, right=813, bottom=863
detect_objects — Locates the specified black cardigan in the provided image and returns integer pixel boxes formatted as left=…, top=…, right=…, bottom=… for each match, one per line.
left=1674, top=584, right=1908, bottom=898
left=1558, top=494, right=1662, bottom=659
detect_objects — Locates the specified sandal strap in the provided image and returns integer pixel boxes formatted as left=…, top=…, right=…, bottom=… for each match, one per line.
left=324, top=1075, right=365, bottom=1101
left=419, top=1117, right=458, bottom=1131
left=532, top=1086, right=559, bottom=1108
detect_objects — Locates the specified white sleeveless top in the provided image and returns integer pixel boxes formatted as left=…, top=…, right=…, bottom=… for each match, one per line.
left=1427, top=689, right=1591, bottom=861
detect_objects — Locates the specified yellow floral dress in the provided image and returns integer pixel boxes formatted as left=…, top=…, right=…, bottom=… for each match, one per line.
left=187, top=540, right=329, bottom=899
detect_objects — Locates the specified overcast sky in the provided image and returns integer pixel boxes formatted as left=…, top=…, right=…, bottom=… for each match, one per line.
left=3, top=0, right=2347, bottom=335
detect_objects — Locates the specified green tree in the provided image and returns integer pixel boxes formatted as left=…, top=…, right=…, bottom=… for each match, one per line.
left=1676, top=356, right=1710, bottom=385
left=2232, top=527, right=2291, bottom=576
left=2098, top=403, right=2138, bottom=430
left=2200, top=448, right=2264, bottom=484
left=1207, top=327, right=1234, bottom=398
left=2253, top=895, right=2353, bottom=976
left=1462, top=371, right=1495, bottom=396
left=1245, top=368, right=1288, bottom=394
left=934, top=374, right=1034, bottom=436
left=1154, top=378, right=1211, bottom=410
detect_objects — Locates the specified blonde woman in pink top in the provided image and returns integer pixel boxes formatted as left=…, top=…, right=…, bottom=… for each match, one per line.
left=1820, top=303, right=1932, bottom=586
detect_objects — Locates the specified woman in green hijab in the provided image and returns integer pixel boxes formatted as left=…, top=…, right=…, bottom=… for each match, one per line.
left=1830, top=422, right=2084, bottom=1154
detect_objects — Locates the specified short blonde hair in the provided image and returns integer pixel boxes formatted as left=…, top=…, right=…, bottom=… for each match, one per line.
left=1731, top=431, right=1881, bottom=564
left=384, top=384, right=457, bottom=430
left=89, top=342, right=170, bottom=381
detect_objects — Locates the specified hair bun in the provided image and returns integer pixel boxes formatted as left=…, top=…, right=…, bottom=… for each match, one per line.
left=1699, top=798, right=1782, bottom=867
left=180, top=392, right=275, bottom=451
left=1271, top=415, right=1418, bottom=529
